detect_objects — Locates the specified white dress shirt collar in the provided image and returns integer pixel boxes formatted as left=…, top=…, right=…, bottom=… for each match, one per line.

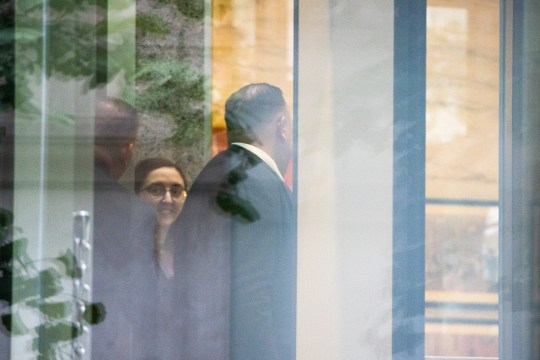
left=231, top=142, right=284, bottom=182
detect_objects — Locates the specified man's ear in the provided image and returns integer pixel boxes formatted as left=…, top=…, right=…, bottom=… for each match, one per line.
left=277, top=115, right=287, bottom=139
left=122, top=141, right=134, bottom=152
left=120, top=141, right=135, bottom=160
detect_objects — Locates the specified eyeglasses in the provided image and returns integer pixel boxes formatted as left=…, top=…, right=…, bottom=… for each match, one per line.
left=141, top=184, right=187, bottom=201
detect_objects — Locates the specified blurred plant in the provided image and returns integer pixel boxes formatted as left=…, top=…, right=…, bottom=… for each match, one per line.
left=0, top=208, right=105, bottom=359
left=136, top=14, right=171, bottom=37
left=157, top=0, right=204, bottom=20
left=0, top=0, right=132, bottom=118
left=135, top=59, right=206, bottom=148
left=134, top=0, right=209, bottom=184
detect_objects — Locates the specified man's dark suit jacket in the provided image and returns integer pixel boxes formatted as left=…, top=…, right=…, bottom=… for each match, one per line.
left=92, top=165, right=158, bottom=359
left=174, top=145, right=296, bottom=360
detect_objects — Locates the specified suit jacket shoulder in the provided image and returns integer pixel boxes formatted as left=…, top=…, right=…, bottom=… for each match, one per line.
left=174, top=146, right=295, bottom=360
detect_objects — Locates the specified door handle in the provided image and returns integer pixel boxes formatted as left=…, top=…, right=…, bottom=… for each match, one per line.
left=72, top=210, right=91, bottom=358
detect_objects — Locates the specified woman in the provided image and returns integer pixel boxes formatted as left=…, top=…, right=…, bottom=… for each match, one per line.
left=135, top=157, right=187, bottom=278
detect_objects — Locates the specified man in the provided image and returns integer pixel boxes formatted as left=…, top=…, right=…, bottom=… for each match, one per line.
left=92, top=97, right=156, bottom=359
left=175, top=83, right=296, bottom=360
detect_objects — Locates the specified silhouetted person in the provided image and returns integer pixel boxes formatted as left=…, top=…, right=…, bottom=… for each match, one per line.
left=175, top=83, right=296, bottom=360
left=92, top=97, right=156, bottom=359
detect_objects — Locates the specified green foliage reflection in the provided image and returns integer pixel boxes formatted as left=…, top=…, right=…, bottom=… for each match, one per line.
left=0, top=0, right=130, bottom=117
left=157, top=0, right=204, bottom=20
left=0, top=208, right=105, bottom=359
left=136, top=59, right=206, bottom=148
left=136, top=14, right=171, bottom=37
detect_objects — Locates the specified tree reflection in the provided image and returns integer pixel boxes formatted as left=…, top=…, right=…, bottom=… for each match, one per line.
left=0, top=0, right=130, bottom=117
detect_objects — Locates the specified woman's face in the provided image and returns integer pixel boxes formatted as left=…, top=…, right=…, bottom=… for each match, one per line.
left=139, top=167, right=186, bottom=227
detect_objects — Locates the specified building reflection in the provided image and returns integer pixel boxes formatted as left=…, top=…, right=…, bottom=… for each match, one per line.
left=425, top=0, right=500, bottom=357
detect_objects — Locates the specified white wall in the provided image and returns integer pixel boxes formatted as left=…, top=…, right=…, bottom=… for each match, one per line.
left=297, top=1, right=394, bottom=359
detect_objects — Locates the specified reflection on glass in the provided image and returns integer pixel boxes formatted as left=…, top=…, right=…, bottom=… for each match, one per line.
left=425, top=0, right=500, bottom=357
left=426, top=206, right=498, bottom=293
left=425, top=205, right=499, bottom=357
left=426, top=1, right=499, bottom=202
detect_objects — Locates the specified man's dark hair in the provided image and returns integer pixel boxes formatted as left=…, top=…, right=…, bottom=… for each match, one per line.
left=94, top=97, right=139, bottom=180
left=225, top=83, right=287, bottom=144
left=95, top=97, right=139, bottom=146
left=134, top=157, right=188, bottom=194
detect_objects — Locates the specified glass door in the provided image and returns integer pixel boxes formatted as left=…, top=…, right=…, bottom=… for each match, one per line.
left=2, top=0, right=121, bottom=357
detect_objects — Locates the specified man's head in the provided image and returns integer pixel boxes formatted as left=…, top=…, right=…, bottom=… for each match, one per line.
left=225, top=83, right=293, bottom=174
left=94, top=97, right=139, bottom=181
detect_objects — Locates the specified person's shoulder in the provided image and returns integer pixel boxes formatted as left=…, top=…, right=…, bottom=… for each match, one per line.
left=188, top=149, right=237, bottom=188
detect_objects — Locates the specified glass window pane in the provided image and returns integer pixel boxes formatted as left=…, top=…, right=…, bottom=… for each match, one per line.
left=4, top=0, right=539, bottom=359
left=426, top=0, right=500, bottom=202
left=426, top=0, right=500, bottom=358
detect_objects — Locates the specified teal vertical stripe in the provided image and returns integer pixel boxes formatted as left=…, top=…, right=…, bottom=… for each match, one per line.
left=499, top=0, right=533, bottom=359
left=393, top=1, right=426, bottom=359
left=293, top=0, right=299, bottom=357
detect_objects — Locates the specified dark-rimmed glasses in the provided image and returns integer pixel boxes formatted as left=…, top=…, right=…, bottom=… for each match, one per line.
left=141, top=183, right=187, bottom=201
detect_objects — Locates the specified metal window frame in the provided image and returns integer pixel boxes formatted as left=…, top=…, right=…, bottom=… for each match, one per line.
left=393, top=1, right=427, bottom=359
